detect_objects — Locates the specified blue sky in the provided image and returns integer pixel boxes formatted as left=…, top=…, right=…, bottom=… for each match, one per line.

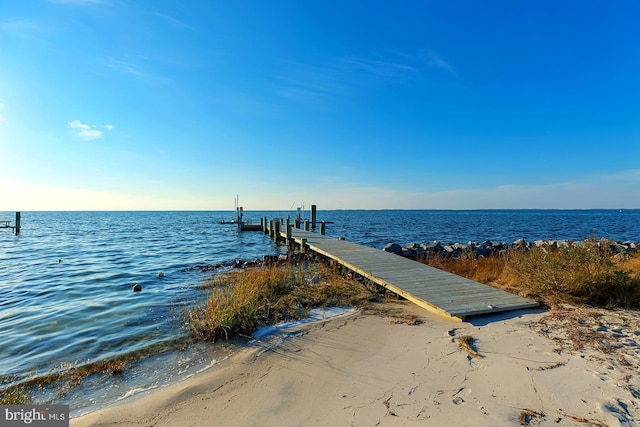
left=1, top=0, right=639, bottom=210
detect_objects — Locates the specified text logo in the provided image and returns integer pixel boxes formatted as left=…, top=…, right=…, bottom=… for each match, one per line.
left=1, top=405, right=69, bottom=426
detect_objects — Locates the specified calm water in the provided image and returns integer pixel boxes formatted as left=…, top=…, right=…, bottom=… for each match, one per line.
left=1, top=209, right=639, bottom=414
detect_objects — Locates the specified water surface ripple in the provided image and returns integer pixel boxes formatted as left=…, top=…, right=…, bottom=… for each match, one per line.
left=0, top=211, right=283, bottom=379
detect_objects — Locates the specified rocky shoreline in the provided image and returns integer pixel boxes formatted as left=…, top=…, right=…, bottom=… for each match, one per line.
left=383, top=238, right=640, bottom=260
left=184, top=253, right=305, bottom=272
left=182, top=238, right=640, bottom=274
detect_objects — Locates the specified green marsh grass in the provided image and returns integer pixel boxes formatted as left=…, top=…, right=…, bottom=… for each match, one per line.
left=2, top=354, right=143, bottom=402
left=3, top=336, right=195, bottom=400
left=1, top=376, right=31, bottom=404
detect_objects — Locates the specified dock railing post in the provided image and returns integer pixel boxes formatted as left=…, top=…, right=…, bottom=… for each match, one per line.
left=320, top=221, right=325, bottom=235
left=15, top=212, right=21, bottom=235
left=295, top=218, right=300, bottom=229
left=311, top=205, right=316, bottom=231
left=304, top=221, right=310, bottom=231
left=300, top=238, right=308, bottom=253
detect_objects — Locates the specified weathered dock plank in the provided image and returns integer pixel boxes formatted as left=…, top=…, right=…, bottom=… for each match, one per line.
left=279, top=228, right=538, bottom=321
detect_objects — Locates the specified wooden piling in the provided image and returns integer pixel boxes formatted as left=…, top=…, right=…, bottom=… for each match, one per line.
left=311, top=205, right=317, bottom=230
left=320, top=221, right=326, bottom=235
left=304, top=221, right=310, bottom=231
left=236, top=207, right=243, bottom=232
left=15, top=212, right=20, bottom=235
left=275, top=220, right=281, bottom=243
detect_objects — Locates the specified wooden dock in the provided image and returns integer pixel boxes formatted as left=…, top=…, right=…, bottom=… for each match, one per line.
left=265, top=223, right=538, bottom=321
left=0, top=212, right=20, bottom=234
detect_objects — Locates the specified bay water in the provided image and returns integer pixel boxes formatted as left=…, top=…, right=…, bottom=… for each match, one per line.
left=1, top=209, right=639, bottom=415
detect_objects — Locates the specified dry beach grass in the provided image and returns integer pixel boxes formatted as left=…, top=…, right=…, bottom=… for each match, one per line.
left=419, top=237, right=640, bottom=309
left=184, top=261, right=379, bottom=342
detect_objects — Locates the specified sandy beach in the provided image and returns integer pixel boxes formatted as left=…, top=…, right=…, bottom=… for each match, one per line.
left=71, top=301, right=640, bottom=426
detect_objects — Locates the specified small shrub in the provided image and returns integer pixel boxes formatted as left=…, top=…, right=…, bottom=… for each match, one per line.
left=502, top=238, right=640, bottom=308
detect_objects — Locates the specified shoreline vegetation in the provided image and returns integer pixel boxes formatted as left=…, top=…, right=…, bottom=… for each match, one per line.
left=416, top=237, right=640, bottom=309
left=184, top=260, right=380, bottom=342
left=3, top=237, right=640, bottom=415
left=183, top=236, right=640, bottom=346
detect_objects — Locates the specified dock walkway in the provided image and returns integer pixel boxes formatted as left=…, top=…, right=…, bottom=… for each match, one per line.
left=279, top=227, right=538, bottom=321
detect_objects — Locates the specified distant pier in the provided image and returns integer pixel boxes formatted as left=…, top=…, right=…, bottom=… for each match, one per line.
left=1, top=212, right=21, bottom=234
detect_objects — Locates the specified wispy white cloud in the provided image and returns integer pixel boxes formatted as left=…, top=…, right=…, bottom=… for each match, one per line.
left=422, top=49, right=455, bottom=74
left=276, top=79, right=346, bottom=104
left=344, top=49, right=455, bottom=79
left=48, top=0, right=105, bottom=5
left=105, top=57, right=171, bottom=86
left=208, top=91, right=280, bottom=117
left=277, top=49, right=448, bottom=107
left=276, top=53, right=419, bottom=106
left=341, top=56, right=420, bottom=78
left=276, top=62, right=351, bottom=106
left=106, top=58, right=145, bottom=78
left=0, top=20, right=42, bottom=39
left=68, top=119, right=114, bottom=140
left=153, top=11, right=197, bottom=32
